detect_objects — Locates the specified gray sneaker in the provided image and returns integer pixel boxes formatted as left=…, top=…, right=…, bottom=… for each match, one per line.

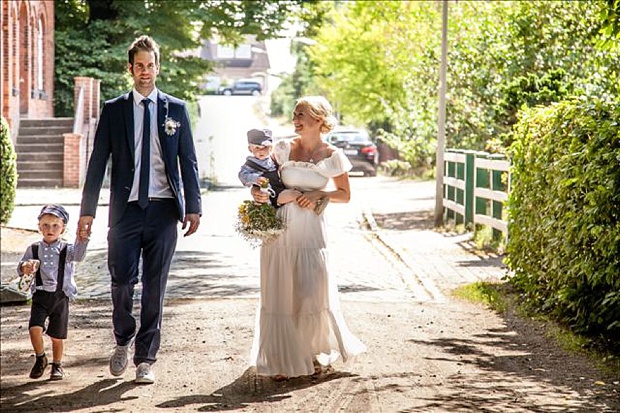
left=109, top=344, right=130, bottom=376
left=135, top=362, right=155, bottom=384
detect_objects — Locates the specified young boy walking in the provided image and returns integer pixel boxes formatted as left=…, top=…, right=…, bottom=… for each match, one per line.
left=17, top=204, right=89, bottom=380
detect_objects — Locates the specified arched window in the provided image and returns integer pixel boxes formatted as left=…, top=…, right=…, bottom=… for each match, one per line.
left=37, top=17, right=44, bottom=91
left=12, top=10, right=19, bottom=95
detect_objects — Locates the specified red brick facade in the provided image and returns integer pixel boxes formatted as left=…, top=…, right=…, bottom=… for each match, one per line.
left=63, top=132, right=81, bottom=187
left=1, top=0, right=55, bottom=143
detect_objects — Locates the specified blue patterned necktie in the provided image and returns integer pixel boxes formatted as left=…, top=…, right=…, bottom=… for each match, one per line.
left=138, top=98, right=151, bottom=209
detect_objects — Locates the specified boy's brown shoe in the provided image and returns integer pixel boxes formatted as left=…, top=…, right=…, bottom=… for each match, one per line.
left=50, top=363, right=64, bottom=380
left=29, top=355, right=48, bottom=379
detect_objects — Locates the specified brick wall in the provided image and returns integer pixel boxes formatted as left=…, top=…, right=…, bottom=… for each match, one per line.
left=63, top=133, right=81, bottom=187
left=1, top=1, right=54, bottom=143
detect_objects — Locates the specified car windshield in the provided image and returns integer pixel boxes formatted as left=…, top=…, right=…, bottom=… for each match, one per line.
left=328, top=133, right=368, bottom=143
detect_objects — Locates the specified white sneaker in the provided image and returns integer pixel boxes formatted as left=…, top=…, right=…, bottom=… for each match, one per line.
left=109, top=344, right=130, bottom=376
left=135, top=362, right=155, bottom=384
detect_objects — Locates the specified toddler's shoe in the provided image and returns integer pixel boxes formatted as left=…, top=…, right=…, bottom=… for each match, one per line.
left=50, top=363, right=64, bottom=380
left=29, top=354, right=48, bottom=379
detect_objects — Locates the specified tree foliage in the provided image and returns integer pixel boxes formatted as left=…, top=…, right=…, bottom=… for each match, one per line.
left=54, top=0, right=327, bottom=116
left=308, top=1, right=441, bottom=169
left=269, top=39, right=326, bottom=119
left=598, top=0, right=620, bottom=50
left=289, top=0, right=619, bottom=168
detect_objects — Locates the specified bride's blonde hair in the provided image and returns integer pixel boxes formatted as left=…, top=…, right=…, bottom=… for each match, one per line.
left=294, top=96, right=338, bottom=134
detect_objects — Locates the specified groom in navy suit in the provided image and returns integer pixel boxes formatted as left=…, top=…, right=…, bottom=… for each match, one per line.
left=77, top=35, right=202, bottom=384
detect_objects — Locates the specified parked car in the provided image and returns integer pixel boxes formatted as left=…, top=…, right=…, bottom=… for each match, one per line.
left=324, top=129, right=379, bottom=176
left=218, top=79, right=262, bottom=96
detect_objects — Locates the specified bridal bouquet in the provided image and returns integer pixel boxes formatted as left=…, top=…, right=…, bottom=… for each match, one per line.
left=235, top=200, right=285, bottom=247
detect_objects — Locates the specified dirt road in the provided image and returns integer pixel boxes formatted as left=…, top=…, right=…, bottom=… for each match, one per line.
left=1, top=179, right=618, bottom=412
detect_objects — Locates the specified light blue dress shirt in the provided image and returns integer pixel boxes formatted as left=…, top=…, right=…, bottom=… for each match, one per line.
left=17, top=238, right=89, bottom=299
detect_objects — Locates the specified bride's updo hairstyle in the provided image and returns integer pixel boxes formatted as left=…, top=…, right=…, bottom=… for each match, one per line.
left=294, top=96, right=338, bottom=134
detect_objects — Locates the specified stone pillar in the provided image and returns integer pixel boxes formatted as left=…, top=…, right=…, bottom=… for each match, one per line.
left=73, top=76, right=94, bottom=129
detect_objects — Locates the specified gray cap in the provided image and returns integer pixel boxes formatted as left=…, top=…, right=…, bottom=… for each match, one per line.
left=247, top=129, right=273, bottom=146
left=38, top=204, right=69, bottom=224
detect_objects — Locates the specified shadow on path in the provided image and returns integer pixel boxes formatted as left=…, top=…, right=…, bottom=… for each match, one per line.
left=1, top=378, right=139, bottom=412
left=156, top=367, right=356, bottom=411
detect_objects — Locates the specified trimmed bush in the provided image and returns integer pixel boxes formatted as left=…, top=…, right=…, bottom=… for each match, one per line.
left=0, top=116, right=18, bottom=224
left=506, top=97, right=620, bottom=342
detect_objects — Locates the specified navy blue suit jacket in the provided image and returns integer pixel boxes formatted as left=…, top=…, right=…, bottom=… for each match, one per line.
left=80, top=90, right=202, bottom=227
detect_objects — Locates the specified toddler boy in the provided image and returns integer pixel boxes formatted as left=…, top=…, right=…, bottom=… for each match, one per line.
left=238, top=128, right=286, bottom=208
left=17, top=204, right=89, bottom=380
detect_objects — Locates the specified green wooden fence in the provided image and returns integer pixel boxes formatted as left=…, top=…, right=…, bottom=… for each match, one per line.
left=443, top=149, right=510, bottom=238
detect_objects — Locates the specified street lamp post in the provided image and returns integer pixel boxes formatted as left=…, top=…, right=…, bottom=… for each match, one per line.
left=435, top=0, right=449, bottom=227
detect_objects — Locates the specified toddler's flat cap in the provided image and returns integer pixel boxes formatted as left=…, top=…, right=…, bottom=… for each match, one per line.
left=247, top=129, right=273, bottom=146
left=38, top=204, right=69, bottom=224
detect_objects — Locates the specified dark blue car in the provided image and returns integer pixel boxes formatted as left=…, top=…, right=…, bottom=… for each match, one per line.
left=325, top=129, right=379, bottom=176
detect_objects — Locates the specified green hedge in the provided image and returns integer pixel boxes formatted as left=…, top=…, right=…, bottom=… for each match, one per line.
left=1, top=116, right=18, bottom=225
left=506, top=98, right=620, bottom=342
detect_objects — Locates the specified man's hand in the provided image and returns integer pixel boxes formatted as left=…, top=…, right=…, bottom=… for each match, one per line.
left=182, top=213, right=200, bottom=237
left=77, top=216, right=94, bottom=241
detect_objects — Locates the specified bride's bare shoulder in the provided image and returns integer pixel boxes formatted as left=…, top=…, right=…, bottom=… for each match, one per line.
left=323, top=142, right=337, bottom=157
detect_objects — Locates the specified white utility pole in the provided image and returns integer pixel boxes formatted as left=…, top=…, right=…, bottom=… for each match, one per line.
left=434, top=0, right=449, bottom=226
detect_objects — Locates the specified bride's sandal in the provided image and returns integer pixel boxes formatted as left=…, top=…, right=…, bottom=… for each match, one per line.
left=312, top=360, right=323, bottom=375
left=271, top=374, right=289, bottom=382
left=312, top=360, right=334, bottom=377
left=322, top=364, right=335, bottom=375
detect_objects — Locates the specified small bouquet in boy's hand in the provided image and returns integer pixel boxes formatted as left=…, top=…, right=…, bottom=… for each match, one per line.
left=18, top=259, right=39, bottom=293
left=235, top=200, right=285, bottom=247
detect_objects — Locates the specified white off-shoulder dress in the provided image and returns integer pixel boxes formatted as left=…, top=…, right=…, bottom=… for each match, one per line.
left=250, top=139, right=367, bottom=377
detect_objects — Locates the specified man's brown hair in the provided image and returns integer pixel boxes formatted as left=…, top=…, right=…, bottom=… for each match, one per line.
left=128, top=35, right=160, bottom=66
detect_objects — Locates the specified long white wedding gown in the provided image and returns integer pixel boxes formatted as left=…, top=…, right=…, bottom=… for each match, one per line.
left=250, top=139, right=367, bottom=377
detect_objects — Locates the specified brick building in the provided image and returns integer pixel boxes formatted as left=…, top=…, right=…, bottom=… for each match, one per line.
left=200, top=35, right=271, bottom=93
left=1, top=0, right=55, bottom=142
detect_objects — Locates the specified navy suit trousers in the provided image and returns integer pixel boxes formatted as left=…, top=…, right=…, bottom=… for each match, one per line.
left=107, top=199, right=178, bottom=365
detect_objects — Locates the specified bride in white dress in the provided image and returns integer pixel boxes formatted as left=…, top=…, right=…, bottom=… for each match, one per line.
left=250, top=96, right=366, bottom=380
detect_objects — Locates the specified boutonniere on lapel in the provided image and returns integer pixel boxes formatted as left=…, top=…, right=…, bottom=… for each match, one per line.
left=162, top=100, right=181, bottom=136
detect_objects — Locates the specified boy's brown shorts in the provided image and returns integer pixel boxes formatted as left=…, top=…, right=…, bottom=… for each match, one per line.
left=29, top=290, right=69, bottom=339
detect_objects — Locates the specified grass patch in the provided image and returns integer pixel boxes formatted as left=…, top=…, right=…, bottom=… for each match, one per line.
left=472, top=225, right=506, bottom=254
left=453, top=281, right=506, bottom=313
left=437, top=221, right=468, bottom=235
left=545, top=319, right=620, bottom=377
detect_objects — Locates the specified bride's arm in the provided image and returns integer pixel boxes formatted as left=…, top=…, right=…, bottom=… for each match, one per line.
left=277, top=189, right=302, bottom=206
left=326, top=173, right=351, bottom=203
left=296, top=173, right=351, bottom=209
left=251, top=185, right=302, bottom=206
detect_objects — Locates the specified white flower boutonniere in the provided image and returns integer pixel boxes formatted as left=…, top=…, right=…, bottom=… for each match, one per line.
left=164, top=117, right=181, bottom=136
left=162, top=99, right=180, bottom=136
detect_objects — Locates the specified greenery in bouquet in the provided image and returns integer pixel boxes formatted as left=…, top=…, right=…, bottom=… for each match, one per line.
left=235, top=200, right=285, bottom=247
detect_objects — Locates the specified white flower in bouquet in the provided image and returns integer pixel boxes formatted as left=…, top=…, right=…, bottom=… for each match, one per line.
left=235, top=200, right=285, bottom=247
